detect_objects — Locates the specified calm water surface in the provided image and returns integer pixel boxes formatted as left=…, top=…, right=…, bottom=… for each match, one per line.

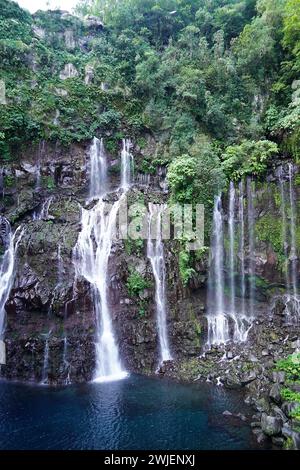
left=0, top=374, right=264, bottom=450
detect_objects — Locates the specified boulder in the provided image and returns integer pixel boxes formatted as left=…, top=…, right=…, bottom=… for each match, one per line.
left=84, top=15, right=104, bottom=30
left=282, top=424, right=300, bottom=450
left=241, top=370, right=257, bottom=385
left=269, top=383, right=281, bottom=404
left=59, top=63, right=79, bottom=80
left=261, top=413, right=282, bottom=436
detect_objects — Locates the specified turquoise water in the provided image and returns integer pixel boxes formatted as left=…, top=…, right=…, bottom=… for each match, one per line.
left=0, top=375, right=264, bottom=450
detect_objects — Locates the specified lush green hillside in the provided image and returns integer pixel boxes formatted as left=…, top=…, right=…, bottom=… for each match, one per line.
left=0, top=0, right=299, bottom=194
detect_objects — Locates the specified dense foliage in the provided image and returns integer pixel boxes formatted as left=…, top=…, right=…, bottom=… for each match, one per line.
left=0, top=0, right=300, bottom=200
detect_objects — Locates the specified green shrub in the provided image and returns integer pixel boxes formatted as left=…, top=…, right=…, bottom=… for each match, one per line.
left=276, top=353, right=300, bottom=381
left=221, top=140, right=279, bottom=180
left=126, top=269, right=149, bottom=298
left=280, top=388, right=300, bottom=403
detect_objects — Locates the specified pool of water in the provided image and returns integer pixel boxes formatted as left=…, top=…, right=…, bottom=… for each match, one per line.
left=0, top=375, right=264, bottom=450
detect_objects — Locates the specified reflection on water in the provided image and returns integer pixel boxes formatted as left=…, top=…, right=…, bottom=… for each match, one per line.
left=0, top=375, right=265, bottom=450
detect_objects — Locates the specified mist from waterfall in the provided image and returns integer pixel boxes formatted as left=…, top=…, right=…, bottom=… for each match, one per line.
left=0, top=219, right=23, bottom=339
left=73, top=137, right=128, bottom=382
left=147, top=204, right=172, bottom=364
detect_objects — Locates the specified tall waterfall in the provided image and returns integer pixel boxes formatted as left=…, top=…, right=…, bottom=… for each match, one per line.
left=279, top=166, right=291, bottom=292
left=247, top=177, right=255, bottom=317
left=121, top=139, right=133, bottom=189
left=89, top=137, right=107, bottom=198
left=207, top=196, right=229, bottom=345
left=277, top=164, right=299, bottom=323
left=147, top=204, right=172, bottom=363
left=228, top=182, right=235, bottom=315
left=0, top=218, right=23, bottom=338
left=288, top=163, right=298, bottom=297
left=73, top=137, right=128, bottom=382
left=239, top=181, right=246, bottom=317
left=207, top=185, right=254, bottom=347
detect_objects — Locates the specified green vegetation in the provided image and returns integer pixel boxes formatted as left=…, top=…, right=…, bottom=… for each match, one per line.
left=179, top=249, right=195, bottom=286
left=221, top=140, right=279, bottom=180
left=280, top=387, right=300, bottom=403
left=126, top=268, right=149, bottom=298
left=276, top=353, right=300, bottom=380
left=0, top=0, right=298, bottom=179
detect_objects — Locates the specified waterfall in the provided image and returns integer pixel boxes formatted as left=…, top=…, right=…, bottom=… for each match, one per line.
left=277, top=164, right=300, bottom=324
left=63, top=337, right=71, bottom=385
left=247, top=177, right=255, bottom=317
left=35, top=140, right=45, bottom=190
left=136, top=173, right=151, bottom=187
left=33, top=197, right=53, bottom=221
left=238, top=181, right=246, bottom=317
left=74, top=197, right=127, bottom=382
left=57, top=244, right=63, bottom=285
left=73, top=137, right=129, bottom=382
left=41, top=330, right=51, bottom=385
left=147, top=204, right=172, bottom=363
left=121, top=139, right=133, bottom=189
left=89, top=137, right=107, bottom=199
left=288, top=163, right=298, bottom=297
left=207, top=196, right=229, bottom=346
left=0, top=219, right=23, bottom=338
left=279, top=166, right=290, bottom=290
left=207, top=187, right=254, bottom=347
left=228, top=181, right=235, bottom=315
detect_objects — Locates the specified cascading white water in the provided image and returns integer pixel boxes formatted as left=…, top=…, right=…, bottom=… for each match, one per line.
left=288, top=163, right=298, bottom=297
left=89, top=137, right=107, bottom=198
left=279, top=166, right=290, bottom=290
left=73, top=137, right=129, bottom=382
left=147, top=204, right=172, bottom=363
left=74, top=197, right=127, bottom=382
left=228, top=181, right=235, bottom=315
left=41, top=330, right=51, bottom=385
left=207, top=196, right=229, bottom=346
left=33, top=197, right=53, bottom=221
left=62, top=336, right=71, bottom=385
left=207, top=187, right=254, bottom=347
left=121, top=139, right=133, bottom=189
left=57, top=243, right=63, bottom=285
left=276, top=164, right=300, bottom=324
left=247, top=177, right=255, bottom=317
left=238, top=181, right=246, bottom=317
left=0, top=219, right=23, bottom=338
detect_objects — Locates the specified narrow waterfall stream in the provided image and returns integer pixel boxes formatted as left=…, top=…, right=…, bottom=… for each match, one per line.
left=74, top=138, right=128, bottom=382
left=89, top=137, right=107, bottom=198
left=228, top=181, right=235, bottom=315
left=247, top=177, right=255, bottom=317
left=147, top=204, right=172, bottom=364
left=0, top=218, right=23, bottom=339
left=207, top=196, right=229, bottom=345
left=41, top=330, right=51, bottom=385
left=277, top=164, right=300, bottom=323
left=121, top=138, right=133, bottom=190
left=288, top=163, right=298, bottom=298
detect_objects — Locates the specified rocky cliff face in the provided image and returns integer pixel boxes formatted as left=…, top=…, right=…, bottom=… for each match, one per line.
left=1, top=137, right=299, bottom=387
left=0, top=139, right=206, bottom=384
